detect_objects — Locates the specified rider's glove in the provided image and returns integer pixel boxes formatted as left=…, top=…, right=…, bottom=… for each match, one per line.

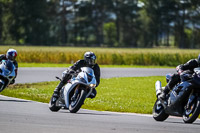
left=176, top=65, right=183, bottom=75
left=68, top=69, right=75, bottom=74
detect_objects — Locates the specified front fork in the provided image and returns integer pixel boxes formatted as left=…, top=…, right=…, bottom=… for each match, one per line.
left=73, top=85, right=93, bottom=99
left=186, top=90, right=196, bottom=109
left=0, top=79, right=5, bottom=91
left=72, top=85, right=81, bottom=100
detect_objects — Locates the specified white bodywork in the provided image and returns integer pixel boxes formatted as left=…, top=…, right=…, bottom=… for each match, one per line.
left=0, top=60, right=16, bottom=90
left=63, top=67, right=96, bottom=108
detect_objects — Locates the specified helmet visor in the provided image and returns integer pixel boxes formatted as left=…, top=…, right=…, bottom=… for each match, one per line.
left=86, top=56, right=96, bottom=66
left=88, top=58, right=96, bottom=65
left=7, top=51, right=17, bottom=61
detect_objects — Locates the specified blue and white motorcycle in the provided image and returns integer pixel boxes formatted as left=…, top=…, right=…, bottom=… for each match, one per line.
left=49, top=67, right=97, bottom=113
left=153, top=67, right=200, bottom=123
left=0, top=60, right=16, bottom=92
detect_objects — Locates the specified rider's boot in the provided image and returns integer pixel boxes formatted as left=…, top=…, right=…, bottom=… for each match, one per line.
left=52, top=81, right=65, bottom=100
left=158, top=85, right=170, bottom=100
left=88, top=89, right=97, bottom=99
left=158, top=74, right=180, bottom=100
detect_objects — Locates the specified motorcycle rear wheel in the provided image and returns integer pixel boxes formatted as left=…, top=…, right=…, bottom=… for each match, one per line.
left=69, top=89, right=87, bottom=113
left=152, top=99, right=169, bottom=121
left=183, top=97, right=200, bottom=123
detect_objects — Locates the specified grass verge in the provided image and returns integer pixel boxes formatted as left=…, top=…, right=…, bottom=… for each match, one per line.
left=0, top=76, right=166, bottom=114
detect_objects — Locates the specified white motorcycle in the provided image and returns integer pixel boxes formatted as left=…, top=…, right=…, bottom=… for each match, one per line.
left=0, top=60, right=16, bottom=92
left=49, top=67, right=97, bottom=113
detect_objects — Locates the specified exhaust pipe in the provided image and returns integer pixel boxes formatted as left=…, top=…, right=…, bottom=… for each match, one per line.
left=155, top=81, right=162, bottom=97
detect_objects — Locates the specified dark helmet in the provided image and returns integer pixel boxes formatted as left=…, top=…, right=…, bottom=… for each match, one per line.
left=84, top=52, right=96, bottom=66
left=6, top=49, right=17, bottom=61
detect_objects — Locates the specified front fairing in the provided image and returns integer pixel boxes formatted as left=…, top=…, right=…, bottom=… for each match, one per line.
left=169, top=81, right=192, bottom=105
left=0, top=60, right=15, bottom=81
left=75, top=67, right=96, bottom=86
left=63, top=67, right=97, bottom=108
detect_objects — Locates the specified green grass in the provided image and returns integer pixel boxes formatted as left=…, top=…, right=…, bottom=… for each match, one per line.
left=1, top=76, right=167, bottom=114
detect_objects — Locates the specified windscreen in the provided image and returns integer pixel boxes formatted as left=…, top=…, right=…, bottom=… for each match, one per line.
left=82, top=67, right=94, bottom=76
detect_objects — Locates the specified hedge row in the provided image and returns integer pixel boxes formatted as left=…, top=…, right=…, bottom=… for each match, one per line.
left=0, top=46, right=199, bottom=66
left=16, top=51, right=199, bottom=66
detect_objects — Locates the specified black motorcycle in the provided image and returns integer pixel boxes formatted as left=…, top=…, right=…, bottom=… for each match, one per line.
left=153, top=67, right=200, bottom=123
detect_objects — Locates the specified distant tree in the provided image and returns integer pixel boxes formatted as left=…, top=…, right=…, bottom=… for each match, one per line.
left=0, top=1, right=3, bottom=43
left=103, top=22, right=117, bottom=46
left=7, top=0, right=57, bottom=45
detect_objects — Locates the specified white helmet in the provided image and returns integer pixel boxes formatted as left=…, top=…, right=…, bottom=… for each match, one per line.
left=6, top=49, right=17, bottom=61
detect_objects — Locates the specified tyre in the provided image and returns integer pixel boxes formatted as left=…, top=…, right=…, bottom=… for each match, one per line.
left=152, top=100, right=169, bottom=121
left=183, top=97, right=200, bottom=123
left=49, top=96, right=61, bottom=112
left=69, top=89, right=87, bottom=113
left=0, top=82, right=5, bottom=92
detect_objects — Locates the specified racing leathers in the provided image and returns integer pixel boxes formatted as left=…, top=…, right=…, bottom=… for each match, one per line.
left=54, top=59, right=100, bottom=99
left=0, top=54, right=18, bottom=84
left=159, top=59, right=199, bottom=100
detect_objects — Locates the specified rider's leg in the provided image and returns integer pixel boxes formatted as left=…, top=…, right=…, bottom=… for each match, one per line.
left=159, top=73, right=180, bottom=100
left=53, top=72, right=71, bottom=97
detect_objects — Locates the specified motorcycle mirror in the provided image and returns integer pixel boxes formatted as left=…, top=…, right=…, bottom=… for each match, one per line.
left=55, top=76, right=61, bottom=81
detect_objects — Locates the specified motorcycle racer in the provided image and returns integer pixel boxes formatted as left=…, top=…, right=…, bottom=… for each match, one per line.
left=0, top=49, right=18, bottom=84
left=52, top=51, right=100, bottom=101
left=159, top=54, right=200, bottom=100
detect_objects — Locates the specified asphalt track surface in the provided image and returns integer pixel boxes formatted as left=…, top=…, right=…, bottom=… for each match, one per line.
left=1, top=67, right=200, bottom=133
left=16, top=67, right=176, bottom=83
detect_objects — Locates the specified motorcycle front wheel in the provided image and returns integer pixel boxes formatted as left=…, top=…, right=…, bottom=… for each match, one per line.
left=69, top=89, right=87, bottom=113
left=152, top=99, right=169, bottom=121
left=183, top=97, right=200, bottom=123
left=0, top=82, right=5, bottom=92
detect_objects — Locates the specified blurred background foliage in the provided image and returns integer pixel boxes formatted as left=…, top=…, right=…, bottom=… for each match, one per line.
left=0, top=0, right=200, bottom=48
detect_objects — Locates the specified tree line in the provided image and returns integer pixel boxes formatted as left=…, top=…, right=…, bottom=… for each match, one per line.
left=0, top=0, right=200, bottom=48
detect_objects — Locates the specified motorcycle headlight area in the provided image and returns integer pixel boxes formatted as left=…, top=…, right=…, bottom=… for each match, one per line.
left=89, top=84, right=96, bottom=88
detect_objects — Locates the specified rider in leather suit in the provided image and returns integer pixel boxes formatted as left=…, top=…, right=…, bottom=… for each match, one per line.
left=159, top=54, right=200, bottom=100
left=0, top=49, right=18, bottom=84
left=53, top=51, right=100, bottom=100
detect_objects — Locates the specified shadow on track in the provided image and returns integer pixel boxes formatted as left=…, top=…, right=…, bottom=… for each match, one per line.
left=165, top=120, right=200, bottom=125
left=59, top=110, right=118, bottom=116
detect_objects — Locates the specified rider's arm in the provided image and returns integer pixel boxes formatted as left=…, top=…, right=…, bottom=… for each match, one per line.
left=0, top=54, right=6, bottom=62
left=69, top=60, right=85, bottom=71
left=181, top=59, right=198, bottom=71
